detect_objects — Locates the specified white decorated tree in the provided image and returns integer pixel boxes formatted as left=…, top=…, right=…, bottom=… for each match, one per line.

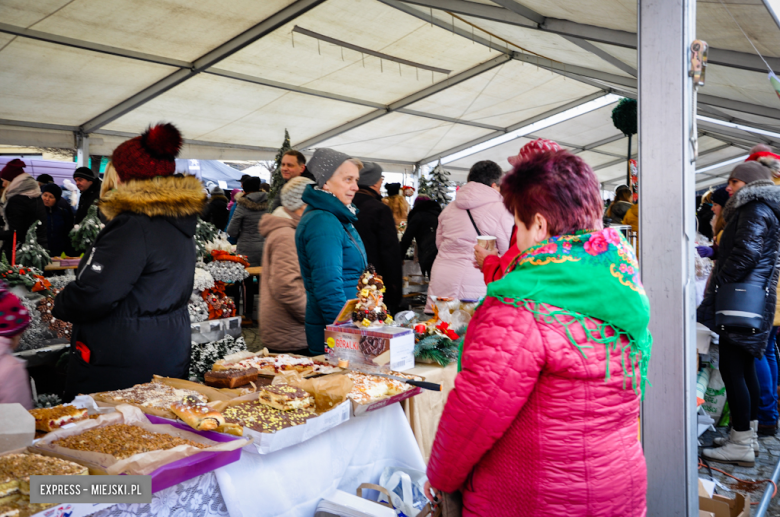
left=429, top=160, right=452, bottom=206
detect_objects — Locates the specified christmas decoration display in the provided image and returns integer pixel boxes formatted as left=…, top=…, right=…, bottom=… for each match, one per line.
left=611, top=98, right=638, bottom=188
left=202, top=282, right=236, bottom=320
left=412, top=320, right=463, bottom=367
left=267, top=129, right=292, bottom=212
left=205, top=250, right=249, bottom=284
left=205, top=233, right=234, bottom=254
left=189, top=334, right=248, bottom=382
left=36, top=287, right=73, bottom=339
left=17, top=297, right=48, bottom=352
left=15, top=221, right=51, bottom=270
left=188, top=294, right=210, bottom=323
left=35, top=393, right=63, bottom=409
left=195, top=219, right=220, bottom=261
left=351, top=265, right=390, bottom=327
left=193, top=267, right=215, bottom=292
left=48, top=270, right=76, bottom=290
left=0, top=254, right=48, bottom=292
left=429, top=160, right=452, bottom=206
left=70, top=205, right=104, bottom=252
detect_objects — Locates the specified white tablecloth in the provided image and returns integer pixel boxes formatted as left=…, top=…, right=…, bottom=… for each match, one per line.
left=214, top=403, right=426, bottom=517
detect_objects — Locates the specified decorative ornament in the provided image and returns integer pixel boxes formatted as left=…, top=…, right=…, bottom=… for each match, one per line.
left=70, top=205, right=103, bottom=252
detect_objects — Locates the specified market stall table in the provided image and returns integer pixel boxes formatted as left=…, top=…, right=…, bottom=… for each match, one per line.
left=44, top=264, right=78, bottom=271
left=55, top=403, right=424, bottom=517
left=402, top=362, right=458, bottom=462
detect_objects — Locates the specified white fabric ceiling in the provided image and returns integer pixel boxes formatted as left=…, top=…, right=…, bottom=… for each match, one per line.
left=0, top=0, right=778, bottom=191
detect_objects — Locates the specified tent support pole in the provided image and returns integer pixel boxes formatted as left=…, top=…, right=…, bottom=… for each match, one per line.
left=639, top=0, right=698, bottom=514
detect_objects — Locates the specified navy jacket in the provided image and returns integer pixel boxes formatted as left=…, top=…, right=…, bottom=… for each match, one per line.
left=296, top=185, right=367, bottom=354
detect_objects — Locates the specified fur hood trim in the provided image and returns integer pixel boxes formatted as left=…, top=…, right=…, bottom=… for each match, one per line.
left=756, top=155, right=780, bottom=177
left=723, top=179, right=780, bottom=223
left=100, top=175, right=206, bottom=221
left=236, top=192, right=268, bottom=212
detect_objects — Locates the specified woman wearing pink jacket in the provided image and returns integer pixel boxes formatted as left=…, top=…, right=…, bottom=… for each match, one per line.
left=425, top=161, right=513, bottom=311
left=425, top=150, right=652, bottom=516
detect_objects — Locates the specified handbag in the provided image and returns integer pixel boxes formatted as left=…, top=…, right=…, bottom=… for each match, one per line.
left=715, top=282, right=768, bottom=334
left=466, top=209, right=482, bottom=237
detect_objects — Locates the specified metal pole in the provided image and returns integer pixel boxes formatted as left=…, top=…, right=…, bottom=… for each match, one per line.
left=76, top=132, right=89, bottom=168
left=755, top=456, right=780, bottom=517
left=639, top=0, right=698, bottom=514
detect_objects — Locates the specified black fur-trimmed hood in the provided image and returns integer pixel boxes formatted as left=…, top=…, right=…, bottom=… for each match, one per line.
left=723, top=179, right=780, bottom=223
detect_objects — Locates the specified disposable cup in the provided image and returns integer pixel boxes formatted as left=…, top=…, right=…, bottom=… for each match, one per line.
left=477, top=236, right=497, bottom=251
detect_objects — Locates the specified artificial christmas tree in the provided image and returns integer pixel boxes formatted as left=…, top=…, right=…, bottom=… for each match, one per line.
left=267, top=129, right=292, bottom=212
left=70, top=205, right=104, bottom=253
left=429, top=160, right=452, bottom=206
left=417, top=171, right=431, bottom=198
left=16, top=221, right=51, bottom=270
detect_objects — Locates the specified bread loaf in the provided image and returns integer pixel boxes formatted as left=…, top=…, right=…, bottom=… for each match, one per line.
left=170, top=396, right=225, bottom=431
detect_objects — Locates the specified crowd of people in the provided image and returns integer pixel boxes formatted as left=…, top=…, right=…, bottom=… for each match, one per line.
left=22, top=118, right=780, bottom=514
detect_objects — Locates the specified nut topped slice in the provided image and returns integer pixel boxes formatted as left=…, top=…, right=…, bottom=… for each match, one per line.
left=258, top=385, right=314, bottom=412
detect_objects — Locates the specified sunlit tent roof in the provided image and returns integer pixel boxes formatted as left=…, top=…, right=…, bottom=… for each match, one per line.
left=2, top=0, right=780, bottom=189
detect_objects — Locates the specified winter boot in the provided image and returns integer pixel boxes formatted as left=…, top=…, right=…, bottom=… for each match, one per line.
left=713, top=422, right=760, bottom=456
left=703, top=429, right=755, bottom=467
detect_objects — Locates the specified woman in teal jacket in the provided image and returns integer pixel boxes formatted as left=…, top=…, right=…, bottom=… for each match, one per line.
left=296, top=148, right=367, bottom=354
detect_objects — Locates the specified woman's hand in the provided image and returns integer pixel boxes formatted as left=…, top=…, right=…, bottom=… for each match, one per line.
left=473, top=244, right=498, bottom=270
left=424, top=480, right=442, bottom=504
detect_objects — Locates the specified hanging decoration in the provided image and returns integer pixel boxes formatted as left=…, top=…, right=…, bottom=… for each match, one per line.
left=611, top=98, right=638, bottom=190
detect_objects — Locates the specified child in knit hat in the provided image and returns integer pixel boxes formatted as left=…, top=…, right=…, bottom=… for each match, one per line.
left=0, top=281, right=33, bottom=408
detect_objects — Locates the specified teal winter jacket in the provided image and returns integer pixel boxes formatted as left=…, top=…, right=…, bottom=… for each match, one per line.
left=296, top=186, right=367, bottom=353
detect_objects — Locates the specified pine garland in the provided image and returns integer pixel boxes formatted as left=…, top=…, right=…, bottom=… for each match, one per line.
left=429, top=160, right=452, bottom=206
left=16, top=221, right=51, bottom=270
left=70, top=205, right=104, bottom=252
left=0, top=253, right=45, bottom=291
left=195, top=219, right=220, bottom=261
left=267, top=129, right=292, bottom=212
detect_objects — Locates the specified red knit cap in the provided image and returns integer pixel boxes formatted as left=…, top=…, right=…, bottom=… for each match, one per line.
left=112, top=123, right=183, bottom=182
left=508, top=139, right=561, bottom=167
left=0, top=281, right=30, bottom=337
left=0, top=159, right=26, bottom=183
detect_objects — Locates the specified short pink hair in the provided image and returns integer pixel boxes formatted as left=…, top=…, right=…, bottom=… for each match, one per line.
left=502, top=150, right=604, bottom=236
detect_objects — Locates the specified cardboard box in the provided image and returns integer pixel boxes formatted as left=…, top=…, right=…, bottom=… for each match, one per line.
left=0, top=403, right=35, bottom=453
left=698, top=479, right=749, bottom=517
left=325, top=322, right=415, bottom=372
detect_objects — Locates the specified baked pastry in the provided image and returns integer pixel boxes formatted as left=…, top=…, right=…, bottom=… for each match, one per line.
left=223, top=400, right=314, bottom=433
left=216, top=423, right=244, bottom=436
left=351, top=266, right=389, bottom=325
left=0, top=453, right=87, bottom=503
left=214, top=354, right=339, bottom=376
left=345, top=372, right=413, bottom=404
left=171, top=396, right=225, bottom=431
left=28, top=405, right=88, bottom=432
left=204, top=368, right=259, bottom=389
left=52, top=424, right=208, bottom=459
left=258, top=385, right=314, bottom=412
left=92, top=381, right=208, bottom=413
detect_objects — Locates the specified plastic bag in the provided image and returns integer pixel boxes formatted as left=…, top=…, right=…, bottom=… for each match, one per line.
left=378, top=466, right=429, bottom=517
left=702, top=367, right=727, bottom=421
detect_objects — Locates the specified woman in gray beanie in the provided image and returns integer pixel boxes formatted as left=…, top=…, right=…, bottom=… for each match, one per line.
left=700, top=160, right=780, bottom=466
left=295, top=148, right=367, bottom=354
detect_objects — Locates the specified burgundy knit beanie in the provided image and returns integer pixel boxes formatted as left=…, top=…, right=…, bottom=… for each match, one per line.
left=0, top=281, right=30, bottom=337
left=112, top=123, right=183, bottom=182
left=0, top=159, right=26, bottom=183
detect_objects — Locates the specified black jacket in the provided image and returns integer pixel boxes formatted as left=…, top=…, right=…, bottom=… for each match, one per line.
left=353, top=188, right=403, bottom=314
left=400, top=199, right=441, bottom=275
left=202, top=195, right=229, bottom=231
left=54, top=176, right=205, bottom=400
left=75, top=179, right=102, bottom=224
left=0, top=194, right=48, bottom=261
left=45, top=202, right=75, bottom=257
left=698, top=180, right=780, bottom=358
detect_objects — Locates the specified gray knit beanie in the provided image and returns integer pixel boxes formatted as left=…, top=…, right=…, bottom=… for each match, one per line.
left=281, top=176, right=314, bottom=211
left=307, top=148, right=351, bottom=187
left=358, top=162, right=383, bottom=188
left=729, top=161, right=772, bottom=184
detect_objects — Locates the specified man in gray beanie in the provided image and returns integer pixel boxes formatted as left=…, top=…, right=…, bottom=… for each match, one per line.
left=699, top=158, right=780, bottom=465
left=258, top=175, right=315, bottom=355
left=352, top=162, right=403, bottom=314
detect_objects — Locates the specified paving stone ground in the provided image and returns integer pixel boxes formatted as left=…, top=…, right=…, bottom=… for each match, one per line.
left=700, top=427, right=780, bottom=516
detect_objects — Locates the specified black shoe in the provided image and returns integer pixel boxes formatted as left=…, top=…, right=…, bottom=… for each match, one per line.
left=758, top=423, right=777, bottom=436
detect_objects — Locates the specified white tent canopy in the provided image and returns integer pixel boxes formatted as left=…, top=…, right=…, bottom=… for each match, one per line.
left=1, top=0, right=779, bottom=189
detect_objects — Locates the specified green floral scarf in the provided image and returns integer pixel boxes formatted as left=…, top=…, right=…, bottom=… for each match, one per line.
left=479, top=227, right=653, bottom=396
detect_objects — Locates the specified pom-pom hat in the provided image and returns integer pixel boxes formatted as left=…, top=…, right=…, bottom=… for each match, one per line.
left=508, top=139, right=561, bottom=167
left=0, top=281, right=30, bottom=337
left=112, top=122, right=183, bottom=182
left=281, top=177, right=314, bottom=211
left=0, top=159, right=26, bottom=183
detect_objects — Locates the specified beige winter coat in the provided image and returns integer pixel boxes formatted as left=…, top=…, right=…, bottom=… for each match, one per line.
left=259, top=207, right=307, bottom=352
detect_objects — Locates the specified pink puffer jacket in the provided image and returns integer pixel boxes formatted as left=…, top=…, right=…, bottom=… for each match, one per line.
left=427, top=297, right=646, bottom=516
left=426, top=182, right=513, bottom=310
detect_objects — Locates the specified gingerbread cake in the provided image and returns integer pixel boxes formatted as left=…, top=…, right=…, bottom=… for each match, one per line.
left=222, top=400, right=313, bottom=433
left=52, top=424, right=208, bottom=459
